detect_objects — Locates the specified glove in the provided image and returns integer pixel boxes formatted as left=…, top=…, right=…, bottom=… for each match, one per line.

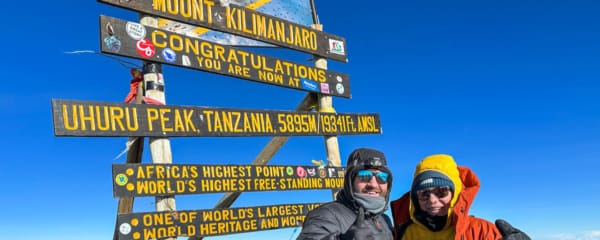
left=339, top=208, right=372, bottom=240
left=495, top=219, right=531, bottom=240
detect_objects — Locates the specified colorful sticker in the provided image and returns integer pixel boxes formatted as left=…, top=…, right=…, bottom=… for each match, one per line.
left=320, top=83, right=330, bottom=94
left=329, top=39, right=345, bottom=56
left=115, top=173, right=128, bottom=186
left=136, top=39, right=155, bottom=58
left=104, top=35, right=121, bottom=52
left=319, top=168, right=326, bottom=178
left=126, top=22, right=146, bottom=40
left=286, top=166, right=294, bottom=176
left=103, top=22, right=121, bottom=52
left=302, top=79, right=318, bottom=91
left=335, top=83, right=345, bottom=94
left=162, top=48, right=177, bottom=63
left=307, top=168, right=316, bottom=177
left=296, top=166, right=307, bottom=178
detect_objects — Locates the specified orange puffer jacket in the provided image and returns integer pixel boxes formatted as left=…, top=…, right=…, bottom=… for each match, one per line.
left=391, top=161, right=501, bottom=240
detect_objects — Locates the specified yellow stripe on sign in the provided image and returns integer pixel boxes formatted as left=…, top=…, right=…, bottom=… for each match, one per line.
left=192, top=27, right=210, bottom=36
left=157, top=18, right=169, bottom=28
left=246, top=0, right=272, bottom=10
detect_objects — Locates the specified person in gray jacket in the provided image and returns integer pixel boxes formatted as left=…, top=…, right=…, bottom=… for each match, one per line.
left=296, top=148, right=394, bottom=240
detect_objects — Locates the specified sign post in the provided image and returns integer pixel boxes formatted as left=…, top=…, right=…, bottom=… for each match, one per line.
left=113, top=70, right=145, bottom=240
left=97, top=0, right=348, bottom=62
left=99, top=15, right=351, bottom=98
left=112, top=164, right=346, bottom=197
left=313, top=23, right=343, bottom=200
left=140, top=14, right=177, bottom=240
left=116, top=202, right=324, bottom=240
left=52, top=99, right=382, bottom=137
left=52, top=1, right=385, bottom=239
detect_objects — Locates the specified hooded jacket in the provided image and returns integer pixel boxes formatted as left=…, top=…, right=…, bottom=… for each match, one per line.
left=297, top=148, right=394, bottom=240
left=390, top=154, right=501, bottom=240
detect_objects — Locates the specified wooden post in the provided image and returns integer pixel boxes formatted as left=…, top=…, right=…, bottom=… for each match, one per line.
left=188, top=93, right=317, bottom=240
left=113, top=70, right=145, bottom=240
left=213, top=93, right=317, bottom=208
left=312, top=23, right=342, bottom=200
left=140, top=15, right=177, bottom=240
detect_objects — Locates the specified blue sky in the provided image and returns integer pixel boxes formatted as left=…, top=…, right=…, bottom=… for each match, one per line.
left=1, top=0, right=600, bottom=239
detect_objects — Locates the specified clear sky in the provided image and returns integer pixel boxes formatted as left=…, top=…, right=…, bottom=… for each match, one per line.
left=1, top=0, right=599, bottom=240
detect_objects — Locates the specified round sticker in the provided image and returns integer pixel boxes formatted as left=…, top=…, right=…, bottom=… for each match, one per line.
left=126, top=22, right=146, bottom=40
left=162, top=48, right=177, bottom=63
left=336, top=76, right=343, bottom=82
left=136, top=39, right=155, bottom=58
left=319, top=168, right=327, bottom=178
left=104, top=35, right=121, bottom=52
left=336, top=83, right=345, bottom=94
left=286, top=166, right=294, bottom=176
left=119, top=223, right=132, bottom=235
left=296, top=167, right=307, bottom=178
left=115, top=173, right=128, bottom=186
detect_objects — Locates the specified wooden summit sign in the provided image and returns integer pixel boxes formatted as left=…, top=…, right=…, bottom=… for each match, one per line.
left=98, top=0, right=348, bottom=62
left=115, top=202, right=323, bottom=239
left=52, top=99, right=382, bottom=137
left=100, top=15, right=350, bottom=98
left=113, top=164, right=345, bottom=197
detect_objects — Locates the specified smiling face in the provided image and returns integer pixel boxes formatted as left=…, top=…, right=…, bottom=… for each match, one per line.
left=416, top=186, right=453, bottom=216
left=353, top=169, right=389, bottom=197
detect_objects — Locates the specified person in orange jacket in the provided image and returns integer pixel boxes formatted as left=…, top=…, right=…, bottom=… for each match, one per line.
left=390, top=154, right=530, bottom=240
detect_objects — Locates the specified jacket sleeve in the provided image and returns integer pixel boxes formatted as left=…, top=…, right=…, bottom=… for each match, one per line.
left=296, top=206, right=342, bottom=240
left=461, top=216, right=502, bottom=240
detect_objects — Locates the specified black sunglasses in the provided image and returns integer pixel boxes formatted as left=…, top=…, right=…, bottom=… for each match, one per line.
left=416, top=186, right=451, bottom=201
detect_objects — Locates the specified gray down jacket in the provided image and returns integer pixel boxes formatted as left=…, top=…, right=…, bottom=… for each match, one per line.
left=296, top=150, right=394, bottom=240
left=295, top=199, right=393, bottom=240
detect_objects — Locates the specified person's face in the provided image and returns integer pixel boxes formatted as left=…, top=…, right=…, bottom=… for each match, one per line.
left=416, top=186, right=453, bottom=216
left=353, top=169, right=389, bottom=197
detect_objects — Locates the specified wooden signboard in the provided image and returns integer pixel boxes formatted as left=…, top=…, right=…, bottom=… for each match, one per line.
left=52, top=99, right=382, bottom=137
left=113, top=164, right=345, bottom=197
left=116, top=202, right=322, bottom=240
left=98, top=0, right=348, bottom=62
left=100, top=15, right=351, bottom=98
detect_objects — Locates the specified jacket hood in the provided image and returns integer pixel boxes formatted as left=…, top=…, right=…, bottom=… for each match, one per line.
left=408, top=154, right=463, bottom=230
left=390, top=161, right=498, bottom=238
left=337, top=148, right=393, bottom=215
left=391, top=165, right=483, bottom=236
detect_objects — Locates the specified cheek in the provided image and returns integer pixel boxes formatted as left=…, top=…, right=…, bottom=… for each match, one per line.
left=417, top=200, right=428, bottom=209
left=441, top=193, right=453, bottom=204
left=353, top=182, right=365, bottom=192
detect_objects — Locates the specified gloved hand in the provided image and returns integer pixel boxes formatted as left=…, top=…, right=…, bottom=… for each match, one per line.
left=495, top=219, right=531, bottom=240
left=339, top=208, right=371, bottom=240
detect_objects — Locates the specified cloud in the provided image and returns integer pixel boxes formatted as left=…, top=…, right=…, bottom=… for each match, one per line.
left=543, top=231, right=600, bottom=240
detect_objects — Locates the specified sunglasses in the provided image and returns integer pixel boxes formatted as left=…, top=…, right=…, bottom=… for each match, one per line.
left=357, top=170, right=389, bottom=184
left=416, top=186, right=451, bottom=201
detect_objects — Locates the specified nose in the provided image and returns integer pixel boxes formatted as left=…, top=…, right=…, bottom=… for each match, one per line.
left=367, top=175, right=379, bottom=185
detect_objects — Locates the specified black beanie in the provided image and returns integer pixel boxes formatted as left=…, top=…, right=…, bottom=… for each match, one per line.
left=412, top=170, right=454, bottom=193
left=346, top=148, right=388, bottom=169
